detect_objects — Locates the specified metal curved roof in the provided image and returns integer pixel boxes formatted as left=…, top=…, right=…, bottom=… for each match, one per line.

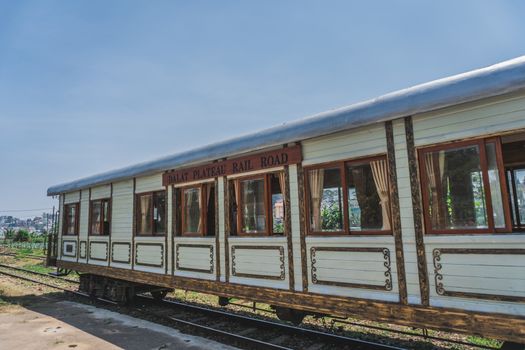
left=48, top=55, right=525, bottom=196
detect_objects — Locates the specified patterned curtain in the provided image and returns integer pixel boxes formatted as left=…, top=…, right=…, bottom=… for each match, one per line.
left=370, top=159, right=391, bottom=230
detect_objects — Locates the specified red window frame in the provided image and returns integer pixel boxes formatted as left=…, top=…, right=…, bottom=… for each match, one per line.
left=180, top=184, right=208, bottom=237
left=135, top=190, right=166, bottom=236
left=232, top=172, right=286, bottom=237
left=418, top=137, right=512, bottom=234
left=304, top=155, right=393, bottom=236
left=89, top=198, right=111, bottom=236
left=62, top=203, right=79, bottom=236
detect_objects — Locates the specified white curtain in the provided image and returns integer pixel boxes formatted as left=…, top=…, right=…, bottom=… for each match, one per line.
left=140, top=195, right=150, bottom=233
left=308, top=169, right=324, bottom=231
left=370, top=159, right=391, bottom=230
left=424, top=152, right=445, bottom=227
left=197, top=188, right=203, bottom=233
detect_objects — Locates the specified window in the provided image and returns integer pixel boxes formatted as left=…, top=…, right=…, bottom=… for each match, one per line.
left=63, top=203, right=79, bottom=235
left=90, top=199, right=111, bottom=235
left=180, top=183, right=216, bottom=236
left=507, top=168, right=525, bottom=230
left=419, top=138, right=511, bottom=234
left=136, top=190, right=166, bottom=235
left=230, top=172, right=285, bottom=236
left=306, top=156, right=392, bottom=235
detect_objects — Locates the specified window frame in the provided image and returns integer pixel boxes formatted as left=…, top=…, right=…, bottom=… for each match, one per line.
left=418, top=137, right=512, bottom=235
left=62, top=202, right=80, bottom=236
left=89, top=198, right=111, bottom=236
left=232, top=172, right=286, bottom=237
left=134, top=190, right=167, bottom=236
left=304, top=155, right=393, bottom=236
left=180, top=184, right=207, bottom=237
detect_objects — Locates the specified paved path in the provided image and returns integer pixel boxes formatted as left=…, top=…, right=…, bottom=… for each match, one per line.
left=0, top=297, right=239, bottom=350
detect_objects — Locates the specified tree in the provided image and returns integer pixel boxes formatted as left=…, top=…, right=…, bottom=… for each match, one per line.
left=4, top=228, right=15, bottom=240
left=14, top=229, right=30, bottom=242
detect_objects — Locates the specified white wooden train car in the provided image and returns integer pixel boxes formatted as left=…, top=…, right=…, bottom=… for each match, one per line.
left=48, top=56, right=525, bottom=345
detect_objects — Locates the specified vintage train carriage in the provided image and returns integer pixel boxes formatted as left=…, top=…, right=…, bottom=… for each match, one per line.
left=48, top=56, right=525, bottom=345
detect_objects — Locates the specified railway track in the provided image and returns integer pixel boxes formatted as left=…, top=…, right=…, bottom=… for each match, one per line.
left=0, top=263, right=499, bottom=350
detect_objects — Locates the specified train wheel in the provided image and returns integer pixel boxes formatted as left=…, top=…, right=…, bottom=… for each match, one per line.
left=151, top=290, right=168, bottom=301
left=275, top=307, right=306, bottom=325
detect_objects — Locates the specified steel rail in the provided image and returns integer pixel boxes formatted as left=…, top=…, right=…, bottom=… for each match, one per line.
left=0, top=263, right=78, bottom=284
left=138, top=295, right=405, bottom=350
left=330, top=318, right=499, bottom=350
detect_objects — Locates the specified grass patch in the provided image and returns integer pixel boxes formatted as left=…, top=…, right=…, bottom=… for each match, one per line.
left=21, top=263, right=54, bottom=274
left=466, top=335, right=502, bottom=348
left=14, top=248, right=45, bottom=258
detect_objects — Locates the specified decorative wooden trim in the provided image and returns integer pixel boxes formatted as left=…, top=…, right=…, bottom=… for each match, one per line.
left=131, top=178, right=136, bottom=270
left=310, top=247, right=392, bottom=291
left=111, top=242, right=131, bottom=264
left=297, top=164, right=308, bottom=292
left=135, top=242, right=164, bottom=268
left=432, top=248, right=525, bottom=302
left=175, top=244, right=214, bottom=274
left=109, top=184, right=113, bottom=267
left=163, top=145, right=302, bottom=185
left=57, top=260, right=525, bottom=344
left=214, top=179, right=221, bottom=281
left=77, top=191, right=81, bottom=262
left=165, top=185, right=169, bottom=274
left=404, top=116, right=430, bottom=305
left=284, top=165, right=294, bottom=291
left=385, top=121, right=408, bottom=304
left=89, top=241, right=108, bottom=261
left=79, top=240, right=87, bottom=259
left=87, top=188, right=91, bottom=264
left=62, top=240, right=77, bottom=257
left=231, top=245, right=285, bottom=280
left=224, top=177, right=230, bottom=283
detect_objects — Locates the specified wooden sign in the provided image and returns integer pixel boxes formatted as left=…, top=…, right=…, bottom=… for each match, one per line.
left=163, top=145, right=302, bottom=185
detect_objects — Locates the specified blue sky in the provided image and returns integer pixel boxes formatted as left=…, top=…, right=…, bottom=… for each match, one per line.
left=1, top=0, right=524, bottom=217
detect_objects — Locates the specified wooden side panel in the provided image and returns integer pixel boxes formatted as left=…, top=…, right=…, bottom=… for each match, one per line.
left=135, top=173, right=164, bottom=193
left=111, top=180, right=134, bottom=240
left=134, top=238, right=164, bottom=273
left=218, top=178, right=226, bottom=282
left=58, top=195, right=64, bottom=260
left=90, top=184, right=111, bottom=200
left=166, top=185, right=173, bottom=275
left=302, top=123, right=387, bottom=165
left=89, top=240, right=109, bottom=265
left=79, top=241, right=87, bottom=259
left=111, top=242, right=131, bottom=265
left=64, top=191, right=80, bottom=204
left=61, top=239, right=77, bottom=261
left=413, top=91, right=525, bottom=147
left=78, top=189, right=89, bottom=263
left=288, top=164, right=303, bottom=291
left=306, top=236, right=398, bottom=301
left=392, top=119, right=424, bottom=305
left=228, top=237, right=289, bottom=289
left=174, top=238, right=215, bottom=280
left=425, top=235, right=525, bottom=315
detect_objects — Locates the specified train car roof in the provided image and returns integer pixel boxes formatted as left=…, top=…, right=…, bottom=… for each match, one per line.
left=48, top=55, right=525, bottom=196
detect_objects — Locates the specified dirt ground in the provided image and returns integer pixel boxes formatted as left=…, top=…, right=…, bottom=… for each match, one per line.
left=0, top=275, right=238, bottom=350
